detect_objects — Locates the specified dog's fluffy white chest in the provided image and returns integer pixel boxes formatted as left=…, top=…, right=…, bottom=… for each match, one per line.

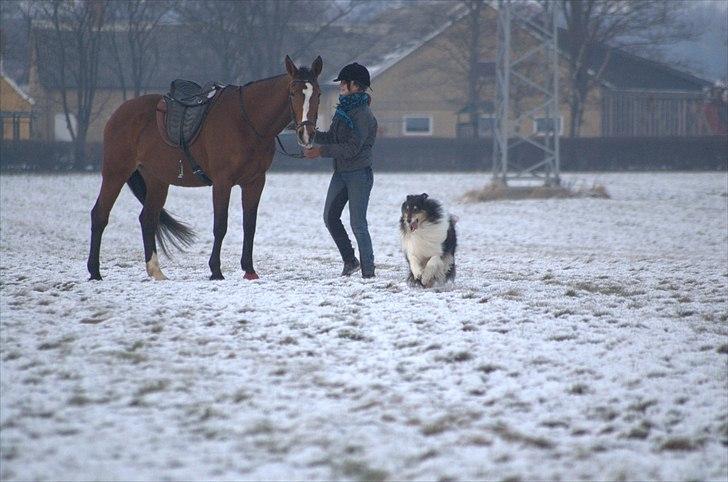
left=401, top=218, right=448, bottom=262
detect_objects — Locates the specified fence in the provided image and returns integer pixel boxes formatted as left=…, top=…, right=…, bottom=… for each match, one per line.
left=0, top=140, right=102, bottom=171
left=2, top=136, right=726, bottom=173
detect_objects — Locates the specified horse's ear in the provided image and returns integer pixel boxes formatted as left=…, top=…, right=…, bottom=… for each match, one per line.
left=285, top=55, right=297, bottom=77
left=311, top=56, right=323, bottom=77
left=421, top=193, right=428, bottom=199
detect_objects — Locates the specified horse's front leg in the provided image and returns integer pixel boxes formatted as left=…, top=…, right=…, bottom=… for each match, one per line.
left=240, top=174, right=266, bottom=280
left=209, top=182, right=232, bottom=280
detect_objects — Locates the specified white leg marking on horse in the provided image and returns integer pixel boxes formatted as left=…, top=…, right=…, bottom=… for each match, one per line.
left=146, top=252, right=168, bottom=280
left=302, top=82, right=313, bottom=144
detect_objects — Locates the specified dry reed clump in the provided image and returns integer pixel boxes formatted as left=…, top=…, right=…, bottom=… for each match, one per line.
left=462, top=180, right=610, bottom=202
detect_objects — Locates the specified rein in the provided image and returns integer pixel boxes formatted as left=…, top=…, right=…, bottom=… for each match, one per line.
left=238, top=80, right=315, bottom=159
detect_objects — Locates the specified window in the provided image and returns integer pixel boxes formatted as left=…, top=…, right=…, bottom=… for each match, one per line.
left=403, top=115, right=432, bottom=136
left=533, top=116, right=563, bottom=135
left=54, top=113, right=77, bottom=142
left=478, top=115, right=496, bottom=137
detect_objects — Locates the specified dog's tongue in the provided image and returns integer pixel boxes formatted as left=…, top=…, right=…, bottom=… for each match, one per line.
left=410, top=219, right=419, bottom=231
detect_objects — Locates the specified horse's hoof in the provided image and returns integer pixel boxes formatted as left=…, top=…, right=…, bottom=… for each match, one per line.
left=89, top=274, right=102, bottom=281
left=210, top=273, right=225, bottom=281
left=244, top=271, right=259, bottom=280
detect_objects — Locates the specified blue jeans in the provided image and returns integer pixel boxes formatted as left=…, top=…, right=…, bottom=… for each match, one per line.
left=323, top=167, right=374, bottom=272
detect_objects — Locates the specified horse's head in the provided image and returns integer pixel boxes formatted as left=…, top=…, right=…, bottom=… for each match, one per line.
left=285, top=55, right=323, bottom=149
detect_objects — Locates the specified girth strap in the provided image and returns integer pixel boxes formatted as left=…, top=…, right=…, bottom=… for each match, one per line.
left=155, top=84, right=225, bottom=185
left=180, top=138, right=213, bottom=186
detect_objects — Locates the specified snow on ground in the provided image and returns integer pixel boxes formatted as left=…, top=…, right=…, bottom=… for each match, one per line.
left=0, top=171, right=726, bottom=481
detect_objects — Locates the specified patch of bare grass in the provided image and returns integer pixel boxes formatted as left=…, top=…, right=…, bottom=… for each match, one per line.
left=571, top=281, right=640, bottom=297
left=490, top=421, right=555, bottom=449
left=659, top=436, right=702, bottom=451
left=462, top=180, right=610, bottom=203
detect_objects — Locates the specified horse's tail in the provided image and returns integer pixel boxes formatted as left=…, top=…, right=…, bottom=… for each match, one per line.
left=126, top=170, right=196, bottom=257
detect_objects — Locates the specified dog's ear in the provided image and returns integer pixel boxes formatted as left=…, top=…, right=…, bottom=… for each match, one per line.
left=421, top=193, right=428, bottom=199
left=406, top=194, right=414, bottom=201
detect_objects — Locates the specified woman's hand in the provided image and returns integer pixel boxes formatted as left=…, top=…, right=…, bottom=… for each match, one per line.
left=304, top=146, right=322, bottom=159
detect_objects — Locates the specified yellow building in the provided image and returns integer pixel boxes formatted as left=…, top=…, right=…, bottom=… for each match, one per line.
left=317, top=3, right=713, bottom=139
left=27, top=2, right=714, bottom=144
left=0, top=71, right=34, bottom=140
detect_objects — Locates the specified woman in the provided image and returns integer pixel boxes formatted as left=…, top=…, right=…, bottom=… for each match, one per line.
left=304, top=62, right=378, bottom=278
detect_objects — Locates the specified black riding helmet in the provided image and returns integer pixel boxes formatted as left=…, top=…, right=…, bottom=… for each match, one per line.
left=333, top=62, right=371, bottom=88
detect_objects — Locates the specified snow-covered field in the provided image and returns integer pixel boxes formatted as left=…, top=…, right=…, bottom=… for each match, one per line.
left=1, top=171, right=727, bottom=481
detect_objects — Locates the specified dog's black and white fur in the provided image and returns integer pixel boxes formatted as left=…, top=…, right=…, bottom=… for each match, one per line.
left=399, top=193, right=457, bottom=288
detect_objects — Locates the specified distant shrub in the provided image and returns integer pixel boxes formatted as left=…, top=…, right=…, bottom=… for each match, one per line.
left=462, top=180, right=610, bottom=202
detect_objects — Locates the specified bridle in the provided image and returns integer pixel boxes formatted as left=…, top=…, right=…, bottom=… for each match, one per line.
left=238, top=79, right=318, bottom=158
left=288, top=79, right=318, bottom=133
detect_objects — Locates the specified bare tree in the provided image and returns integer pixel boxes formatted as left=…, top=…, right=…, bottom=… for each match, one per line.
left=400, top=1, right=493, bottom=137
left=33, top=0, right=108, bottom=166
left=175, top=0, right=252, bottom=83
left=106, top=0, right=172, bottom=100
left=176, top=0, right=363, bottom=84
left=432, top=1, right=542, bottom=138
left=464, top=1, right=487, bottom=133
left=1, top=1, right=29, bottom=79
left=557, top=0, right=698, bottom=137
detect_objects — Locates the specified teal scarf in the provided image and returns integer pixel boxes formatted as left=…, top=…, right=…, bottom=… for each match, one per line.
left=334, top=93, right=371, bottom=129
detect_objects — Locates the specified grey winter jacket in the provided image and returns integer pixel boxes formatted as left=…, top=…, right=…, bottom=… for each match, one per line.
left=314, top=104, right=378, bottom=172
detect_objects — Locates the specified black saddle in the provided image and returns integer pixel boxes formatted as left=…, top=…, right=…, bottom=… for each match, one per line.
left=168, top=79, right=220, bottom=107
left=161, top=79, right=224, bottom=147
left=156, top=79, right=224, bottom=185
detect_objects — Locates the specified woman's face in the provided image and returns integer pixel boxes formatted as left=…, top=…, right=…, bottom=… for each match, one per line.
left=339, top=80, right=360, bottom=96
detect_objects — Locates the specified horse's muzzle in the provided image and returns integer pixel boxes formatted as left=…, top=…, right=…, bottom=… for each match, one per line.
left=297, top=123, right=316, bottom=149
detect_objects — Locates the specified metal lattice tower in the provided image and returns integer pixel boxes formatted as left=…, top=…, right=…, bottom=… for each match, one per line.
left=492, top=0, right=560, bottom=186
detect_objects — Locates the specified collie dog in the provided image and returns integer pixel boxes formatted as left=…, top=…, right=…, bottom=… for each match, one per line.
left=399, top=193, right=457, bottom=287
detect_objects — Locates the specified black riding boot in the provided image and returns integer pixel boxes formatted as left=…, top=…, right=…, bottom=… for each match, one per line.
left=342, top=258, right=360, bottom=276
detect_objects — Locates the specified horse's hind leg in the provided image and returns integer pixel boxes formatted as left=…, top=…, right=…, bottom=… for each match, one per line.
left=139, top=175, right=170, bottom=280
left=88, top=171, right=129, bottom=280
left=209, top=182, right=233, bottom=280
left=240, top=175, right=266, bottom=280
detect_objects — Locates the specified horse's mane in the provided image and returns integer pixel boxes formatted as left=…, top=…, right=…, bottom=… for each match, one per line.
left=241, top=74, right=287, bottom=88
left=241, top=67, right=317, bottom=88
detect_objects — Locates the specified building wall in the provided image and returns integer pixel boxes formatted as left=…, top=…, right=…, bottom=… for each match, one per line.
left=601, top=91, right=711, bottom=137
left=26, top=5, right=708, bottom=144
left=322, top=6, right=708, bottom=140
left=0, top=76, right=33, bottom=140
left=28, top=87, right=163, bottom=143
left=328, top=7, right=607, bottom=139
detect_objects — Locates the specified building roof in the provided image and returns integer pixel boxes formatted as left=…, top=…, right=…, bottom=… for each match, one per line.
left=347, top=3, right=468, bottom=81
left=292, top=2, right=462, bottom=88
left=30, top=2, right=713, bottom=94
left=317, top=2, right=712, bottom=93
left=569, top=38, right=713, bottom=91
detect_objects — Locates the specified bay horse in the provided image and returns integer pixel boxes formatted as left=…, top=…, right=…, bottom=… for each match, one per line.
left=87, top=55, right=322, bottom=281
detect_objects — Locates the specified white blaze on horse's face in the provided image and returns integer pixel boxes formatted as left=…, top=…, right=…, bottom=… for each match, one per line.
left=300, top=82, right=314, bottom=147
